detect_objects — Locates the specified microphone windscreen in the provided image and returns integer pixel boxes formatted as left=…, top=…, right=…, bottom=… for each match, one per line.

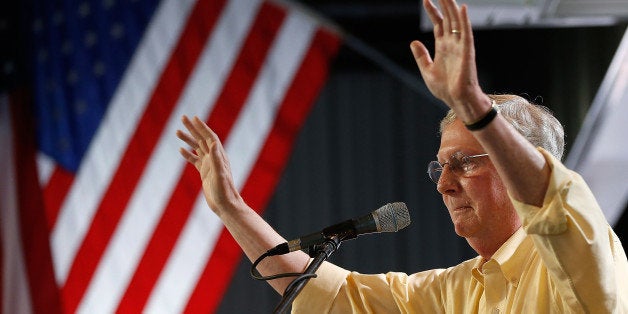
left=373, top=202, right=411, bottom=232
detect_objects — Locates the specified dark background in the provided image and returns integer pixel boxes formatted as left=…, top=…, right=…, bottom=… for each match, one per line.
left=1, top=0, right=626, bottom=313
left=216, top=1, right=628, bottom=312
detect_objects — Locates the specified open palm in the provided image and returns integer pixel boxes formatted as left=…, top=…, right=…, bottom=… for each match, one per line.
left=410, top=0, right=484, bottom=112
left=176, top=115, right=244, bottom=214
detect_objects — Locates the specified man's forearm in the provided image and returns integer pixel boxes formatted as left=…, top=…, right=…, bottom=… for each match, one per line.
left=218, top=203, right=311, bottom=295
left=472, top=111, right=551, bottom=208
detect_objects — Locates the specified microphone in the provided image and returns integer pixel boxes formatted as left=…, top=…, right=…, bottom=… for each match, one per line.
left=267, top=202, right=410, bottom=256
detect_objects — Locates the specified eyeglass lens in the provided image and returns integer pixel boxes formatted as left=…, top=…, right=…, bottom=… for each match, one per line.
left=427, top=153, right=488, bottom=184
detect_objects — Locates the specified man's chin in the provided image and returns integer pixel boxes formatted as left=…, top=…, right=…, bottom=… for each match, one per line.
left=453, top=223, right=477, bottom=238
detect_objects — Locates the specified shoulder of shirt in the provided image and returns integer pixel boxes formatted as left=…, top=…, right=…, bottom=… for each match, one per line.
left=406, top=256, right=482, bottom=280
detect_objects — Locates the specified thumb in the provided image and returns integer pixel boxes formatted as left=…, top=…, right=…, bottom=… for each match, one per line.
left=410, top=40, right=432, bottom=73
left=208, top=140, right=232, bottom=178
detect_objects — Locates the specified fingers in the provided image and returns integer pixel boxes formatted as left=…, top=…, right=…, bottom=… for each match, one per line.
left=423, top=0, right=443, bottom=37
left=178, top=147, right=199, bottom=164
left=180, top=114, right=221, bottom=147
left=460, top=4, right=474, bottom=44
left=192, top=116, right=221, bottom=153
left=191, top=116, right=216, bottom=141
left=430, top=0, right=461, bottom=36
left=177, top=115, right=223, bottom=165
left=438, top=0, right=452, bottom=33
left=181, top=115, right=201, bottom=142
left=448, top=0, right=462, bottom=33
left=422, top=0, right=465, bottom=39
left=176, top=129, right=198, bottom=150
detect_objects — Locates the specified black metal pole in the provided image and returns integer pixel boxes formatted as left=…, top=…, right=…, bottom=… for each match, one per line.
left=273, top=237, right=340, bottom=314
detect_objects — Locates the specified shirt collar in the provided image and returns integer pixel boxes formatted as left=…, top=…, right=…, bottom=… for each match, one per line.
left=471, top=227, right=532, bottom=286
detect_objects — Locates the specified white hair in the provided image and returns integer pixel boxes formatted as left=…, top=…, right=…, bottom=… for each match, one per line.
left=439, top=94, right=565, bottom=160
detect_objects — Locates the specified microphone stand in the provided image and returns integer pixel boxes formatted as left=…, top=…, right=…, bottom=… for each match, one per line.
left=273, top=236, right=341, bottom=314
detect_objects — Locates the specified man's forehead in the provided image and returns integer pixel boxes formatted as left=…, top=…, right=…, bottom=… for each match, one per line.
left=438, top=121, right=483, bottom=158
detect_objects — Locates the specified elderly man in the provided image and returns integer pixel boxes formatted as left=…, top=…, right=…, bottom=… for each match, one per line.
left=177, top=0, right=628, bottom=312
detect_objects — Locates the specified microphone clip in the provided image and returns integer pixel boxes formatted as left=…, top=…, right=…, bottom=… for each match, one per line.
left=274, top=235, right=341, bottom=313
left=307, top=235, right=341, bottom=258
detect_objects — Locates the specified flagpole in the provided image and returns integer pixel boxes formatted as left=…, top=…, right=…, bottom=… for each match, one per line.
left=275, top=0, right=445, bottom=108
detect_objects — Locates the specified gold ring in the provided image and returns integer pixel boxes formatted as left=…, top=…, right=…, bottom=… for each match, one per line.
left=451, top=29, right=460, bottom=34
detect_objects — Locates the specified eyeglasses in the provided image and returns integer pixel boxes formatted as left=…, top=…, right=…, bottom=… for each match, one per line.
left=427, top=152, right=489, bottom=184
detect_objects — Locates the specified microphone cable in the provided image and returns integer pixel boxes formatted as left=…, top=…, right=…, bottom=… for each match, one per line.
left=249, top=250, right=316, bottom=282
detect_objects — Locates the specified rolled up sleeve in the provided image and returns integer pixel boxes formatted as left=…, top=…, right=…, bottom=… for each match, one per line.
left=511, top=148, right=626, bottom=312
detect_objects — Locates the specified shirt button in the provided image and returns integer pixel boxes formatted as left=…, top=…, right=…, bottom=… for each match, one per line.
left=492, top=309, right=500, bottom=314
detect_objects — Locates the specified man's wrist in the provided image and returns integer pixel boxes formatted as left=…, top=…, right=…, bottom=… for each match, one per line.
left=464, top=99, right=498, bottom=131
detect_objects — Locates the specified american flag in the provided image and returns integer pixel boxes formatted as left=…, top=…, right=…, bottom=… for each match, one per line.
left=1, top=0, right=341, bottom=312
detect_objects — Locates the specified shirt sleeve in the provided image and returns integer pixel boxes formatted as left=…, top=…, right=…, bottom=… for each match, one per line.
left=292, top=261, right=451, bottom=313
left=291, top=261, right=350, bottom=313
left=511, top=148, right=626, bottom=312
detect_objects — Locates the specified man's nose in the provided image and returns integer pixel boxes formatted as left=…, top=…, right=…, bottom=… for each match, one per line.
left=436, top=165, right=459, bottom=195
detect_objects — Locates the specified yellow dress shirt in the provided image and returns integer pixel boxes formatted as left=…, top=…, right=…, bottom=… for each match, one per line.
left=292, top=149, right=628, bottom=313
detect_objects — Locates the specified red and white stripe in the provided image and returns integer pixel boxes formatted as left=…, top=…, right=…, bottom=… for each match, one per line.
left=16, top=0, right=342, bottom=313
